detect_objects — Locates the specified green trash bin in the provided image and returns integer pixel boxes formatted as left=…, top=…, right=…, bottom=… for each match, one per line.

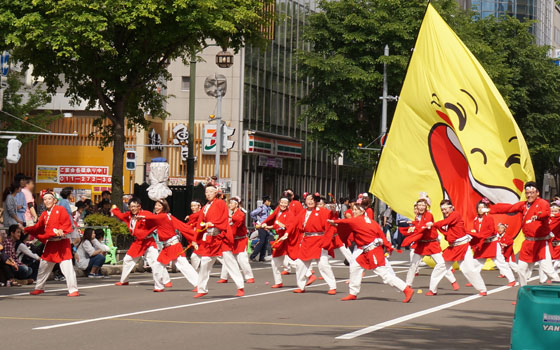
left=511, top=285, right=560, bottom=350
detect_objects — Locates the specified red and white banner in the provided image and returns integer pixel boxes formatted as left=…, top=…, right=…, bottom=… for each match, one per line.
left=58, top=175, right=112, bottom=185
left=59, top=166, right=109, bottom=176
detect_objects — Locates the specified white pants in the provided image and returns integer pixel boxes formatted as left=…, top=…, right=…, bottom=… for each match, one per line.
left=334, top=245, right=355, bottom=263
left=348, top=249, right=406, bottom=296
left=154, top=256, right=198, bottom=289
left=35, top=259, right=78, bottom=294
left=429, top=248, right=487, bottom=293
left=197, top=251, right=244, bottom=294
left=520, top=243, right=560, bottom=286
left=271, top=256, right=286, bottom=285
left=120, top=246, right=170, bottom=285
left=283, top=256, right=295, bottom=272
left=191, top=253, right=201, bottom=270
left=472, top=245, right=516, bottom=283
left=406, top=252, right=456, bottom=288
left=295, top=250, right=336, bottom=290
left=220, top=251, right=254, bottom=280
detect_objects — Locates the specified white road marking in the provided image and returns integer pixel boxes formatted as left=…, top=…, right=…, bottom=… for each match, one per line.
left=336, top=276, right=537, bottom=340
left=33, top=269, right=411, bottom=330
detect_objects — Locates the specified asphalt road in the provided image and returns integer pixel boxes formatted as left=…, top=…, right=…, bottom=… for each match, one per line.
left=0, top=254, right=521, bottom=350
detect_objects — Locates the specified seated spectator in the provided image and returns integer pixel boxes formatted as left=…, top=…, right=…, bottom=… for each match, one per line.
left=0, top=231, right=22, bottom=286
left=15, top=231, right=41, bottom=280
left=4, top=225, right=33, bottom=281
left=76, top=228, right=108, bottom=278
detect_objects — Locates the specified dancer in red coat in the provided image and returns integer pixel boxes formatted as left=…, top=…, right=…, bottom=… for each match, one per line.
left=25, top=190, right=79, bottom=296
left=403, top=198, right=459, bottom=292
left=186, top=201, right=203, bottom=270
left=112, top=198, right=170, bottom=287
left=549, top=202, right=560, bottom=269
left=194, top=185, right=245, bottom=298
left=491, top=182, right=560, bottom=286
left=140, top=199, right=199, bottom=292
left=497, top=223, right=518, bottom=275
left=427, top=199, right=487, bottom=296
left=291, top=193, right=337, bottom=294
left=261, top=196, right=294, bottom=288
left=329, top=202, right=414, bottom=302
left=218, top=197, right=254, bottom=284
left=470, top=200, right=516, bottom=286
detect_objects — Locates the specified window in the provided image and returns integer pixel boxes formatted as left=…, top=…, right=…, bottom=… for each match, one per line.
left=181, top=76, right=190, bottom=91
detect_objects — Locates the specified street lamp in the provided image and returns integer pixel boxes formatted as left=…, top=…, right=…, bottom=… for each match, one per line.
left=216, top=50, right=234, bottom=68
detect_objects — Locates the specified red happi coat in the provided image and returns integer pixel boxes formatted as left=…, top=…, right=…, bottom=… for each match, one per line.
left=491, top=198, right=551, bottom=263
left=550, top=215, right=560, bottom=260
left=325, top=209, right=345, bottom=258
left=187, top=211, right=204, bottom=255
left=291, top=207, right=332, bottom=261
left=470, top=215, right=499, bottom=259
left=262, top=207, right=294, bottom=258
left=289, top=200, right=304, bottom=217
left=335, top=214, right=390, bottom=270
left=402, top=212, right=440, bottom=256
left=499, top=232, right=515, bottom=262
left=112, top=208, right=157, bottom=258
left=142, top=212, right=195, bottom=265
left=25, top=205, right=73, bottom=263
left=196, top=198, right=231, bottom=257
left=366, top=208, right=374, bottom=220
left=434, top=211, right=470, bottom=262
left=229, top=209, right=249, bottom=254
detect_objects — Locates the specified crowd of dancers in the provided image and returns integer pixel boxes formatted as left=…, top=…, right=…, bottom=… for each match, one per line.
left=21, top=181, right=560, bottom=304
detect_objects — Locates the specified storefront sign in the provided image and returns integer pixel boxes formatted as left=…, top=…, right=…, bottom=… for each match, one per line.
left=36, top=166, right=59, bottom=183
left=59, top=175, right=112, bottom=185
left=59, top=166, right=109, bottom=176
left=244, top=132, right=273, bottom=155
left=276, top=140, right=302, bottom=159
left=258, top=156, right=283, bottom=168
left=244, top=131, right=301, bottom=159
left=172, top=123, right=189, bottom=160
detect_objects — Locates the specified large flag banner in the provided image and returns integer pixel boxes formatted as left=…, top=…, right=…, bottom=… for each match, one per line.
left=370, top=4, right=534, bottom=234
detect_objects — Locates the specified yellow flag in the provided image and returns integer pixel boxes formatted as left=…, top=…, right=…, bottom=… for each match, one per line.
left=371, top=4, right=534, bottom=229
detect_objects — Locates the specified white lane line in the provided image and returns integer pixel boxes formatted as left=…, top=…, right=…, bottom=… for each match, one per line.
left=33, top=269, right=410, bottom=330
left=0, top=267, right=271, bottom=298
left=336, top=276, right=536, bottom=340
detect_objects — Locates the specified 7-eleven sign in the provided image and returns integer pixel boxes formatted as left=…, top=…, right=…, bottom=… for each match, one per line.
left=202, top=123, right=235, bottom=155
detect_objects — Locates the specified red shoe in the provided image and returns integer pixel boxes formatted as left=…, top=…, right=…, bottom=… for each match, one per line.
left=452, top=282, right=460, bottom=291
left=246, top=278, right=255, bottom=284
left=114, top=282, right=129, bottom=286
left=341, top=294, right=357, bottom=301
left=498, top=274, right=506, bottom=278
left=396, top=249, right=403, bottom=254
left=318, top=276, right=324, bottom=280
left=465, top=283, right=473, bottom=287
left=30, top=289, right=45, bottom=295
left=479, top=291, right=487, bottom=296
left=306, top=275, right=317, bottom=286
left=327, top=289, right=336, bottom=295
left=402, top=286, right=414, bottom=303
left=415, top=272, right=419, bottom=276
left=67, top=291, right=80, bottom=297
left=507, top=281, right=516, bottom=287
left=281, top=271, right=290, bottom=275
left=512, top=301, right=517, bottom=305
left=164, top=282, right=173, bottom=288
left=192, top=287, right=198, bottom=292
left=194, top=292, right=207, bottom=298
left=153, top=289, right=165, bottom=292
left=217, top=279, right=228, bottom=283
left=271, top=283, right=283, bottom=288
left=236, top=288, right=245, bottom=297
left=293, top=289, right=305, bottom=293
left=425, top=290, right=437, bottom=296
left=546, top=280, right=552, bottom=285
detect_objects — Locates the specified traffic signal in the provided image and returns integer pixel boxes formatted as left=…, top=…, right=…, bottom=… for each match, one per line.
left=125, top=150, right=136, bottom=171
left=221, top=125, right=235, bottom=152
left=6, top=139, right=22, bottom=164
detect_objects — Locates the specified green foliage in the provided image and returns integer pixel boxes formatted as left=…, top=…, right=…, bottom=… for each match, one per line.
left=299, top=0, right=560, bottom=181
left=0, top=71, right=59, bottom=165
left=84, top=213, right=129, bottom=236
left=0, top=0, right=274, bottom=204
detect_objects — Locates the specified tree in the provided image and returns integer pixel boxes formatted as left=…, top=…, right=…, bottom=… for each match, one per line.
left=0, top=0, right=273, bottom=207
left=299, top=0, right=560, bottom=183
left=0, top=71, right=58, bottom=165
left=298, top=0, right=462, bottom=163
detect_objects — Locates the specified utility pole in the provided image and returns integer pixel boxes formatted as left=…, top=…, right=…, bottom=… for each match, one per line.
left=381, top=45, right=389, bottom=136
left=215, top=89, right=222, bottom=179
left=186, top=56, right=196, bottom=212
